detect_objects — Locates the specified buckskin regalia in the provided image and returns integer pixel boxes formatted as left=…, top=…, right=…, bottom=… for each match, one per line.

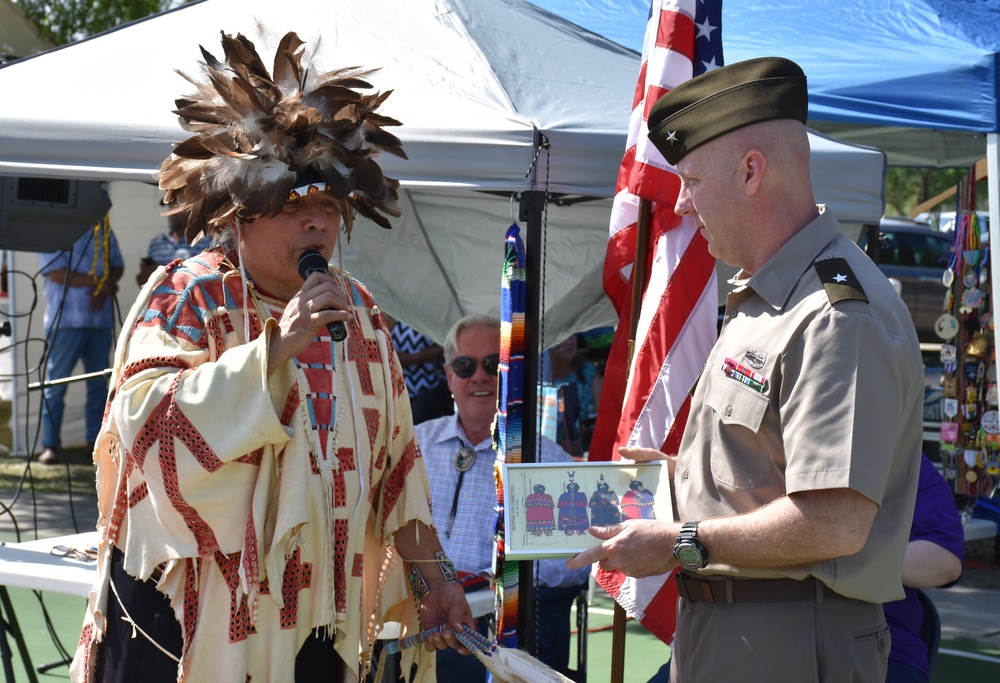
left=72, top=250, right=436, bottom=682
left=70, top=28, right=457, bottom=683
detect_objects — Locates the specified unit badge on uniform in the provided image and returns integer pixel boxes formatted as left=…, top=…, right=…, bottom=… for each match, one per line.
left=814, top=257, right=868, bottom=304
left=744, top=349, right=766, bottom=369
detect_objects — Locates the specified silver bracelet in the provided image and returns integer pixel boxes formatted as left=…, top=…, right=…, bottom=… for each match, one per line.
left=407, top=551, right=459, bottom=602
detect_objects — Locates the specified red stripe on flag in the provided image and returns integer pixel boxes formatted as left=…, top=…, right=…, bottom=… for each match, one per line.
left=616, top=146, right=638, bottom=195
left=602, top=221, right=637, bottom=314
left=616, top=232, right=715, bottom=444
left=588, top=324, right=632, bottom=461
left=662, top=395, right=692, bottom=454
left=595, top=563, right=626, bottom=596
left=655, top=9, right=695, bottom=62
left=631, top=164, right=680, bottom=210
left=594, top=567, right=680, bottom=645
left=642, top=84, right=669, bottom=120
left=632, top=59, right=648, bottom=109
left=637, top=569, right=680, bottom=643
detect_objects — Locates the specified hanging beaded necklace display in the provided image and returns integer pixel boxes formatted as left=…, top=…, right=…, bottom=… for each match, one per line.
left=935, top=162, right=997, bottom=501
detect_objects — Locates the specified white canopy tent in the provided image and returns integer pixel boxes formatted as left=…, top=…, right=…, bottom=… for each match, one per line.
left=0, top=0, right=886, bottom=451
left=0, top=0, right=886, bottom=341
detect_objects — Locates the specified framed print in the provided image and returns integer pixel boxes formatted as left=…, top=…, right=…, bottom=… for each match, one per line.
left=502, top=461, right=666, bottom=559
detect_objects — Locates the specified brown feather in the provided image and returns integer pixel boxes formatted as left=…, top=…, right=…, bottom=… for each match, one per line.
left=160, top=30, right=405, bottom=238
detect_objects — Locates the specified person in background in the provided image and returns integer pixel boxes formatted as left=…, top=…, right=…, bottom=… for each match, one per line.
left=70, top=30, right=471, bottom=683
left=392, top=319, right=454, bottom=424
left=416, top=314, right=591, bottom=681
left=884, top=454, right=964, bottom=683
left=568, top=57, right=923, bottom=683
left=36, top=221, right=123, bottom=465
left=546, top=334, right=603, bottom=455
left=136, top=211, right=213, bottom=286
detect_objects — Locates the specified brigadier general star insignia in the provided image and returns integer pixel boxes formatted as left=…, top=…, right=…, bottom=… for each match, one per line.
left=814, top=257, right=868, bottom=304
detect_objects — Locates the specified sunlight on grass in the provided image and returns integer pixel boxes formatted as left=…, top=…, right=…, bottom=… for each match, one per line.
left=0, top=455, right=96, bottom=495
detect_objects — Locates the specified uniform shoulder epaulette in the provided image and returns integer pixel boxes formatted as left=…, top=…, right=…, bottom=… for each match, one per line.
left=813, top=257, right=868, bottom=305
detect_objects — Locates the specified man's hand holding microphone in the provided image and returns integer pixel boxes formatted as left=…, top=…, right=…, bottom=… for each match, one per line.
left=266, top=250, right=351, bottom=375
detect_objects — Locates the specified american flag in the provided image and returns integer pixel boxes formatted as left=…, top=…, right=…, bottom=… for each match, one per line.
left=591, top=0, right=722, bottom=645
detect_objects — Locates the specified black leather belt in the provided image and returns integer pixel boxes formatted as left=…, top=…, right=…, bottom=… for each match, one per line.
left=675, top=571, right=845, bottom=604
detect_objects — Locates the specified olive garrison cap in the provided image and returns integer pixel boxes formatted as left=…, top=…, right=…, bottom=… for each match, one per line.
left=647, top=57, right=808, bottom=165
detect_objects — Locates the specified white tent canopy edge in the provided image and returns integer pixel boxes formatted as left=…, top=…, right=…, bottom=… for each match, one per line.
left=0, top=0, right=888, bottom=453
left=0, top=0, right=887, bottom=344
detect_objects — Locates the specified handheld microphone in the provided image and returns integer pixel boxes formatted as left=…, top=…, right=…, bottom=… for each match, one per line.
left=296, top=249, right=348, bottom=342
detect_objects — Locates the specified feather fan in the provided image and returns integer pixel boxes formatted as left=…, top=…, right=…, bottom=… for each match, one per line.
left=473, top=647, right=576, bottom=683
left=160, top=30, right=406, bottom=242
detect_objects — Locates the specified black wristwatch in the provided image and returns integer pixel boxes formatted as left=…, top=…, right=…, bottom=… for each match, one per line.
left=673, top=521, right=708, bottom=570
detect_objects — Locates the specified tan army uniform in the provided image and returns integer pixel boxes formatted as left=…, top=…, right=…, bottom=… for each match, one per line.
left=671, top=207, right=923, bottom=682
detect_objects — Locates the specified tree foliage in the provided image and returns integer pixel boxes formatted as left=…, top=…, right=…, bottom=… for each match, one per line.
left=16, top=0, right=181, bottom=46
left=885, top=167, right=990, bottom=219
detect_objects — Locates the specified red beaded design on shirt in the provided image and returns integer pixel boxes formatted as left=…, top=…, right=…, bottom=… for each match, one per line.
left=128, top=375, right=224, bottom=557
left=216, top=550, right=253, bottom=642
left=380, top=440, right=419, bottom=536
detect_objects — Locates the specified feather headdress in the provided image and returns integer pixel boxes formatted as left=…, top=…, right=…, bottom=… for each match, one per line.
left=159, top=30, right=406, bottom=242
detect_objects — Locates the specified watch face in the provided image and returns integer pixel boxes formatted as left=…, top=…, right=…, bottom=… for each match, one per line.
left=677, top=544, right=704, bottom=567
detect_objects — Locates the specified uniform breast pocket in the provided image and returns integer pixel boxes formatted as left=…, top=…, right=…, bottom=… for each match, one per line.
left=705, top=379, right=773, bottom=489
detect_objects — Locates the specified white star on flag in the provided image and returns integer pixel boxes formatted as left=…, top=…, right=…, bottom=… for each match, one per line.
left=834, top=273, right=848, bottom=283
left=695, top=18, right=717, bottom=40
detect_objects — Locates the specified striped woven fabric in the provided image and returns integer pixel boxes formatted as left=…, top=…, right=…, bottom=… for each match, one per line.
left=390, top=321, right=446, bottom=395
left=495, top=223, right=527, bottom=649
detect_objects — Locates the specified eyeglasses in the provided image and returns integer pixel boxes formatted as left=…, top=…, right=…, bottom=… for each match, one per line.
left=51, top=545, right=97, bottom=562
left=449, top=354, right=500, bottom=379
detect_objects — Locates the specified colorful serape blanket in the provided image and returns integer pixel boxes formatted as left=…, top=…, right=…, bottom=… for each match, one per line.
left=495, top=223, right=526, bottom=651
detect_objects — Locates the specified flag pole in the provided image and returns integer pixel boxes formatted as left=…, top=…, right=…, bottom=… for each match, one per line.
left=610, top=197, right=653, bottom=683
left=627, top=199, right=653, bottom=362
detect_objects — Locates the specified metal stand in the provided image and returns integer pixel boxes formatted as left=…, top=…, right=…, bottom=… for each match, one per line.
left=573, top=587, right=588, bottom=682
left=0, top=587, right=38, bottom=683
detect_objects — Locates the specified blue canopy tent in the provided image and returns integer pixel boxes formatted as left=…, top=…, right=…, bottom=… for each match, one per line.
left=531, top=0, right=1000, bottom=366
left=530, top=0, right=998, bottom=166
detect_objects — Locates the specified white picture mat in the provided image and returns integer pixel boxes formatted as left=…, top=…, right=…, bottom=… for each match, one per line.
left=502, top=461, right=668, bottom=559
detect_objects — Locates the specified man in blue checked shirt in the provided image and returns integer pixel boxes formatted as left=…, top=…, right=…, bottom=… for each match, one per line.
left=415, top=314, right=591, bottom=681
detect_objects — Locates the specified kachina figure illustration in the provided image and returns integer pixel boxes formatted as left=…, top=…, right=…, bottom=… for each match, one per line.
left=557, top=472, right=589, bottom=535
left=524, top=484, right=556, bottom=536
left=621, top=479, right=656, bottom=520
left=589, top=473, right=621, bottom=525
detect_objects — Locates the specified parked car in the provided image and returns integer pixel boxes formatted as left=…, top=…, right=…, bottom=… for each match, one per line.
left=857, top=217, right=953, bottom=343
left=914, top=210, right=990, bottom=240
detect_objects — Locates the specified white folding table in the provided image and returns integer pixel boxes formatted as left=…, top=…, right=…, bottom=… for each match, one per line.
left=0, top=533, right=498, bottom=682
left=0, top=531, right=98, bottom=683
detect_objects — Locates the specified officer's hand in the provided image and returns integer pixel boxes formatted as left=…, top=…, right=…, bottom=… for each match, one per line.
left=566, top=520, right=679, bottom=578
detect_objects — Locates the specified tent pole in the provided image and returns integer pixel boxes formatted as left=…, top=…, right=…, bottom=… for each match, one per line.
left=516, top=189, right=544, bottom=652
left=988, top=134, right=999, bottom=365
